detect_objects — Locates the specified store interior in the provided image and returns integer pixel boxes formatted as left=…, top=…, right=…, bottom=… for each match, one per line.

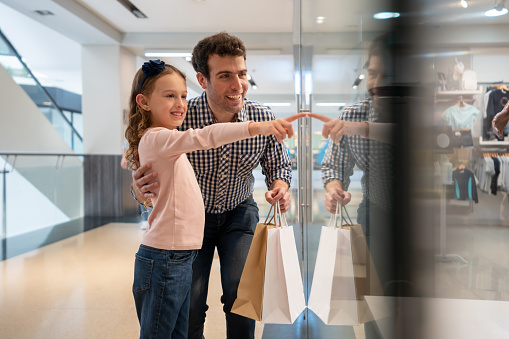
left=1, top=0, right=509, bottom=338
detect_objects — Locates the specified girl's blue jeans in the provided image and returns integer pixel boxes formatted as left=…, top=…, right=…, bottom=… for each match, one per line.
left=133, top=244, right=198, bottom=339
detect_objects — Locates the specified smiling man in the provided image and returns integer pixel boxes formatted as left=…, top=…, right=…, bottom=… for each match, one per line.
left=132, top=32, right=293, bottom=339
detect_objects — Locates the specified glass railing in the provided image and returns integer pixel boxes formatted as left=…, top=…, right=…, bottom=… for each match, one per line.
left=0, top=153, right=84, bottom=260
left=0, top=29, right=83, bottom=152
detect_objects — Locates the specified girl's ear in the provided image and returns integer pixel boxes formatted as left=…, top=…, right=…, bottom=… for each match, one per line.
left=136, top=94, right=149, bottom=111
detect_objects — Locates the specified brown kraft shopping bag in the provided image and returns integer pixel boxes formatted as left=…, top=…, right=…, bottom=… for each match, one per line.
left=231, top=205, right=276, bottom=321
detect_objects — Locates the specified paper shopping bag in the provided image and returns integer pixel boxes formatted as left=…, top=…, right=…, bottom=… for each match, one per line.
left=231, top=205, right=276, bottom=321
left=308, top=205, right=385, bottom=325
left=261, top=203, right=306, bottom=324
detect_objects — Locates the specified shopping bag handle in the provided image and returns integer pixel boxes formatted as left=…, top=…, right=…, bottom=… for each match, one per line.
left=264, top=204, right=275, bottom=225
left=264, top=202, right=288, bottom=228
left=275, top=201, right=288, bottom=228
left=328, top=203, right=354, bottom=228
left=341, top=205, right=354, bottom=227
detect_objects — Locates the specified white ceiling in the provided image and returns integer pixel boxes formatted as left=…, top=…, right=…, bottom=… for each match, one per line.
left=1, top=0, right=509, bottom=114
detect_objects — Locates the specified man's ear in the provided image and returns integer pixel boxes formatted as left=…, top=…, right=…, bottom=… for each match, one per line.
left=136, top=94, right=149, bottom=111
left=196, top=72, right=208, bottom=90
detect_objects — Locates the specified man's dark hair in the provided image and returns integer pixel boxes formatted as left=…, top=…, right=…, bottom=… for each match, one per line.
left=191, top=32, right=246, bottom=80
left=365, top=33, right=391, bottom=69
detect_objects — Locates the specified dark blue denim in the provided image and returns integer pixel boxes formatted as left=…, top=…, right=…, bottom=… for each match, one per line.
left=133, top=244, right=198, bottom=339
left=188, top=195, right=259, bottom=339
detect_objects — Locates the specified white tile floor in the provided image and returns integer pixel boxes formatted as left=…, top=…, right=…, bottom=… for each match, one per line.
left=0, top=222, right=263, bottom=339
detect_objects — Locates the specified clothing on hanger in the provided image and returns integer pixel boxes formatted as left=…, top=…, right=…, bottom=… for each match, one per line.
left=453, top=167, right=478, bottom=203
left=442, top=104, right=480, bottom=130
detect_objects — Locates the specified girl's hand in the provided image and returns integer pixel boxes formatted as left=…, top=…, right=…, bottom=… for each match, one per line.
left=249, top=113, right=306, bottom=142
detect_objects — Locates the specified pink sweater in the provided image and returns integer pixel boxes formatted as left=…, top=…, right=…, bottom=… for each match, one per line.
left=138, top=121, right=252, bottom=250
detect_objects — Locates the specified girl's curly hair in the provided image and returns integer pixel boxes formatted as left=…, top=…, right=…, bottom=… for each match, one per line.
left=124, top=64, right=186, bottom=170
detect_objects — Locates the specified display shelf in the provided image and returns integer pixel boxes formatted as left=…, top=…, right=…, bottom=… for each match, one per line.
left=478, top=137, right=509, bottom=146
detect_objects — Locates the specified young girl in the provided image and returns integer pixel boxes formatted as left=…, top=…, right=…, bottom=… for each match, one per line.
left=125, top=60, right=303, bottom=338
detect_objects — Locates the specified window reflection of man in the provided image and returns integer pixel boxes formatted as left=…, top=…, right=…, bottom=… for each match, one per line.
left=320, top=34, right=395, bottom=292
left=319, top=34, right=397, bottom=337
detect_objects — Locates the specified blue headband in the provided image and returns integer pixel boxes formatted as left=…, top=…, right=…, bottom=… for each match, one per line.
left=138, top=59, right=166, bottom=94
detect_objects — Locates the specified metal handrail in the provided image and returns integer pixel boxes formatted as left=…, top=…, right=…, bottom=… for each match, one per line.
left=0, top=29, right=83, bottom=142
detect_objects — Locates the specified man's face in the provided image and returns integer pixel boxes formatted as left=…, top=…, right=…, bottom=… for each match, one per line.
left=197, top=54, right=249, bottom=119
left=366, top=55, right=385, bottom=110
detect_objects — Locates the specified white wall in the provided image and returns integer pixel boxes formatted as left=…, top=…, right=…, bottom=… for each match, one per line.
left=119, top=48, right=138, bottom=145
left=472, top=48, right=509, bottom=83
left=82, top=45, right=136, bottom=154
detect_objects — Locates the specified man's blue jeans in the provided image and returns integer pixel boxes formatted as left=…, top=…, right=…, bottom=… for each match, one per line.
left=133, top=244, right=198, bottom=339
left=188, top=196, right=259, bottom=339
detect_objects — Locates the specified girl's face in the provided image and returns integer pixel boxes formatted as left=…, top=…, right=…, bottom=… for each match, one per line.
left=142, top=72, right=188, bottom=129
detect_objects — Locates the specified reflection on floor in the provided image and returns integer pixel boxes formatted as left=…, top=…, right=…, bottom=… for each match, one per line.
left=436, top=189, right=509, bottom=301
left=435, top=222, right=509, bottom=301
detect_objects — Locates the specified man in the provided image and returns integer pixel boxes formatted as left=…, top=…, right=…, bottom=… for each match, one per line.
left=132, top=32, right=293, bottom=339
left=320, top=35, right=395, bottom=292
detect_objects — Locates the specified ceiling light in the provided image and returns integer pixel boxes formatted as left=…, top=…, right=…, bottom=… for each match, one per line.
left=486, top=0, right=508, bottom=16
left=460, top=0, right=468, bottom=8
left=316, top=16, right=326, bottom=24
left=352, top=74, right=364, bottom=89
left=248, top=76, right=257, bottom=89
left=117, top=0, right=147, bottom=18
left=34, top=10, right=54, bottom=16
left=485, top=7, right=508, bottom=16
left=373, top=12, right=400, bottom=19
left=144, top=51, right=192, bottom=58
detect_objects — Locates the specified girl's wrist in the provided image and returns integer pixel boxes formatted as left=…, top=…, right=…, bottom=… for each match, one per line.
left=363, top=121, right=369, bottom=138
left=248, top=121, right=259, bottom=136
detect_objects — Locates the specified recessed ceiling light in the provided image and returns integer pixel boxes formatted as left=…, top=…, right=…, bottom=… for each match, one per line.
left=460, top=0, right=468, bottom=8
left=486, top=0, right=508, bottom=16
left=373, top=12, right=400, bottom=19
left=316, top=16, right=326, bottom=24
left=35, top=10, right=54, bottom=16
left=117, top=0, right=147, bottom=18
left=485, top=7, right=508, bottom=16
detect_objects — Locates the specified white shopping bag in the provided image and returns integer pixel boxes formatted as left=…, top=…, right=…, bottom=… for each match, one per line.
left=308, top=204, right=386, bottom=325
left=261, top=202, right=306, bottom=324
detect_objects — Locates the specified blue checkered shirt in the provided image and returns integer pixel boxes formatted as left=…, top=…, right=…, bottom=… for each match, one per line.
left=179, top=92, right=292, bottom=214
left=321, top=99, right=394, bottom=209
